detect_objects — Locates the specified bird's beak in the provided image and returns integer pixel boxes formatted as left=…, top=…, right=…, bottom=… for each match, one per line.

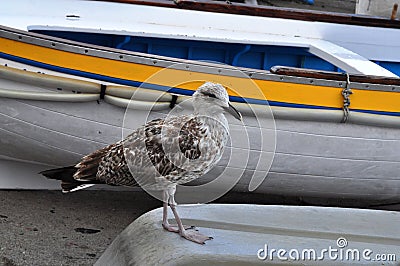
left=224, top=102, right=242, bottom=121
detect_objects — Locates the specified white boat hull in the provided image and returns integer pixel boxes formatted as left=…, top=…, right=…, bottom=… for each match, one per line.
left=1, top=95, right=399, bottom=204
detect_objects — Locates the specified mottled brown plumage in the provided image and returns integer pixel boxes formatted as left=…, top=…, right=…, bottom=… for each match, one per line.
left=41, top=82, right=242, bottom=244
left=71, top=114, right=225, bottom=191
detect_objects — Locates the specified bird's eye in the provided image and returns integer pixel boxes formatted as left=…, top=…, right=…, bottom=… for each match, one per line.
left=203, top=92, right=217, bottom=99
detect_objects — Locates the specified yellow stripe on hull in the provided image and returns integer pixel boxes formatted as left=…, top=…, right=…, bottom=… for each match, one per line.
left=1, top=37, right=399, bottom=114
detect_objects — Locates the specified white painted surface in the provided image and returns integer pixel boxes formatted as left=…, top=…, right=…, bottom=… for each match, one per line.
left=1, top=0, right=400, bottom=75
left=1, top=92, right=400, bottom=201
left=309, top=40, right=397, bottom=77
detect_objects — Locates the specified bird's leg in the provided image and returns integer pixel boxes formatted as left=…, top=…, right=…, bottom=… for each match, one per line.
left=167, top=186, right=213, bottom=245
left=162, top=187, right=193, bottom=233
left=162, top=189, right=181, bottom=233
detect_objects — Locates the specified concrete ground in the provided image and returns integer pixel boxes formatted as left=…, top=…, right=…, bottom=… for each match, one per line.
left=0, top=190, right=160, bottom=266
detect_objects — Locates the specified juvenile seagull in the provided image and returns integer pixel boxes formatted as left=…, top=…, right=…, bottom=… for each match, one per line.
left=41, top=82, right=242, bottom=244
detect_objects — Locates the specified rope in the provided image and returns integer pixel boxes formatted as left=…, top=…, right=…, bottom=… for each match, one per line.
left=341, top=73, right=353, bottom=123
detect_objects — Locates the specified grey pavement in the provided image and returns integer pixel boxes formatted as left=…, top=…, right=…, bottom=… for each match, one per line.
left=0, top=190, right=159, bottom=266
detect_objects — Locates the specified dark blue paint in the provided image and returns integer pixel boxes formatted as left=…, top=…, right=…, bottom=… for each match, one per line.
left=116, top=36, right=131, bottom=49
left=30, top=30, right=326, bottom=71
left=232, top=44, right=251, bottom=66
left=375, top=61, right=400, bottom=76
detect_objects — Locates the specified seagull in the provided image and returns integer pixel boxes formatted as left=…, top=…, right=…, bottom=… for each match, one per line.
left=41, top=82, right=242, bottom=244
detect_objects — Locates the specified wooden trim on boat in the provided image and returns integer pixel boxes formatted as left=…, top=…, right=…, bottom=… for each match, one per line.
left=270, top=66, right=400, bottom=86
left=94, top=0, right=400, bottom=29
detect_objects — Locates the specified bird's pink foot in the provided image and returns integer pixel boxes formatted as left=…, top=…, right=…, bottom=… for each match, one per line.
left=162, top=223, right=195, bottom=233
left=180, top=229, right=213, bottom=245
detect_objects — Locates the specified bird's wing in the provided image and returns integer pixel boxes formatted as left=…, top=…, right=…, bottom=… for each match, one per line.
left=73, top=116, right=211, bottom=188
left=73, top=143, right=117, bottom=181
left=122, top=116, right=208, bottom=188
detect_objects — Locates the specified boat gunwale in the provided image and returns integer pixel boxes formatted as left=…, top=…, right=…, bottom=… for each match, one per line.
left=1, top=25, right=400, bottom=94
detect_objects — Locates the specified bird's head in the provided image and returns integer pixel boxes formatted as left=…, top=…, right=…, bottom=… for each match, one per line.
left=192, top=82, right=242, bottom=121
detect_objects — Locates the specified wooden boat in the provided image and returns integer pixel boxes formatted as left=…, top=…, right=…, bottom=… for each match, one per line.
left=1, top=0, right=400, bottom=206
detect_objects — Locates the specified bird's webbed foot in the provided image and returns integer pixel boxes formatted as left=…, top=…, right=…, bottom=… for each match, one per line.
left=179, top=229, right=213, bottom=245
left=162, top=222, right=195, bottom=233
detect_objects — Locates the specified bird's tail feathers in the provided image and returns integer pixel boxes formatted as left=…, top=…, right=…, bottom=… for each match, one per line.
left=40, top=166, right=95, bottom=193
left=63, top=183, right=95, bottom=193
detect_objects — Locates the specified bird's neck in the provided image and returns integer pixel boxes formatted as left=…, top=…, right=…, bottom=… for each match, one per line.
left=194, top=103, right=228, bottom=130
left=194, top=111, right=228, bottom=132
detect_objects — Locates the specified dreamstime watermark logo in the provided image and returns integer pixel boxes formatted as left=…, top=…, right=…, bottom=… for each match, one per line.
left=257, top=237, right=397, bottom=262
left=121, top=62, right=276, bottom=204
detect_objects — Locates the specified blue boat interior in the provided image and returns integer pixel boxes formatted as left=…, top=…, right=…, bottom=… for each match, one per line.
left=31, top=30, right=400, bottom=76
